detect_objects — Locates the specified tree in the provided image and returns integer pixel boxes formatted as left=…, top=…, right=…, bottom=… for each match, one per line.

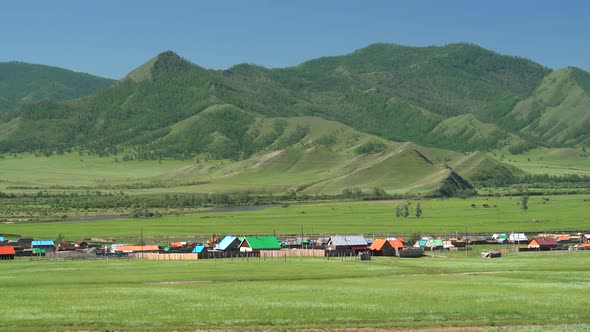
left=415, top=202, right=422, bottom=218
left=395, top=204, right=401, bottom=218
left=402, top=203, right=410, bottom=218
left=521, top=194, right=529, bottom=211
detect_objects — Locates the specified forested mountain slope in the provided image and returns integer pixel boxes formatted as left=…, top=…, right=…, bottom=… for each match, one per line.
left=0, top=62, right=114, bottom=113
left=0, top=43, right=587, bottom=159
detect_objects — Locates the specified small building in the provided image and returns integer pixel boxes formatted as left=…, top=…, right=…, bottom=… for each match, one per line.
left=0, top=246, right=15, bottom=260
left=399, top=247, right=424, bottom=258
left=0, top=236, right=5, bottom=244
left=214, top=236, right=241, bottom=251
left=75, top=241, right=89, bottom=249
left=326, top=235, right=368, bottom=255
left=528, top=237, right=559, bottom=250
left=582, top=234, right=590, bottom=244
left=369, top=239, right=396, bottom=256
left=508, top=233, right=528, bottom=244
left=425, top=239, right=444, bottom=250
left=239, top=236, right=281, bottom=252
left=388, top=238, right=405, bottom=254
left=32, top=240, right=55, bottom=252
left=115, top=245, right=160, bottom=253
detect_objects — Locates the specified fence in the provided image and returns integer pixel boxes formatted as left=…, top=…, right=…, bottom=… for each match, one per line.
left=260, top=249, right=325, bottom=258
left=140, top=253, right=199, bottom=260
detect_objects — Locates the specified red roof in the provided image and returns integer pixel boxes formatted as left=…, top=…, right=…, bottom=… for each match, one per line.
left=529, top=237, right=559, bottom=247
left=0, top=246, right=15, bottom=255
left=369, top=239, right=388, bottom=251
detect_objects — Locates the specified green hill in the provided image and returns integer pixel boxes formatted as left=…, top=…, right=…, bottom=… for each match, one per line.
left=504, top=67, right=590, bottom=146
left=0, top=43, right=557, bottom=156
left=0, top=61, right=114, bottom=113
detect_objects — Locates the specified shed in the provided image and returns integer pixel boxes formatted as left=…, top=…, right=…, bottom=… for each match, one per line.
left=239, top=236, right=281, bottom=252
left=32, top=240, right=55, bottom=252
left=528, top=237, right=559, bottom=250
left=326, top=235, right=368, bottom=253
left=369, top=239, right=396, bottom=256
left=0, top=246, right=15, bottom=260
left=508, top=233, right=528, bottom=244
left=215, top=236, right=241, bottom=251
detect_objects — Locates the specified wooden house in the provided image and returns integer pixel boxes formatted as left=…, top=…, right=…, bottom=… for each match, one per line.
left=369, top=239, right=396, bottom=256
left=326, top=235, right=368, bottom=255
left=528, top=237, right=559, bottom=250
left=239, top=236, right=281, bottom=252
left=0, top=246, right=15, bottom=260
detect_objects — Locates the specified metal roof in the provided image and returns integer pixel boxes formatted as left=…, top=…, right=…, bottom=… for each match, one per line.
left=215, top=236, right=239, bottom=250
left=0, top=236, right=5, bottom=242
left=32, top=240, right=54, bottom=246
left=329, top=235, right=367, bottom=247
left=0, top=246, right=15, bottom=255
left=509, top=233, right=528, bottom=241
left=241, top=236, right=282, bottom=250
left=192, top=245, right=205, bottom=253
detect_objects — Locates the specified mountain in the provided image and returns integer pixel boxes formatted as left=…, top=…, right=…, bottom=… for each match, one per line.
left=1, top=43, right=564, bottom=157
left=0, top=61, right=114, bottom=113
left=502, top=67, right=590, bottom=146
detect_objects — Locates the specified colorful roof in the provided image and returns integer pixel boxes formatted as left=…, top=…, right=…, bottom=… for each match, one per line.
left=0, top=236, right=5, bottom=242
left=388, top=239, right=404, bottom=249
left=529, top=237, right=559, bottom=247
left=0, top=246, right=15, bottom=255
left=369, top=239, right=390, bottom=251
left=427, top=239, right=444, bottom=247
left=192, top=245, right=205, bottom=253
left=115, top=245, right=159, bottom=252
left=241, top=236, right=281, bottom=250
left=32, top=240, right=54, bottom=246
left=215, top=236, right=239, bottom=250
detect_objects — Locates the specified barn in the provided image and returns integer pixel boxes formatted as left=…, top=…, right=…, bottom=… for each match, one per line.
left=0, top=246, right=15, bottom=260
left=528, top=237, right=559, bottom=250
left=369, top=239, right=396, bottom=256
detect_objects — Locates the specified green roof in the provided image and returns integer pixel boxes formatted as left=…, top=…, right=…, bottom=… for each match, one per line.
left=243, top=236, right=281, bottom=250
left=32, top=248, right=46, bottom=254
left=429, top=239, right=444, bottom=247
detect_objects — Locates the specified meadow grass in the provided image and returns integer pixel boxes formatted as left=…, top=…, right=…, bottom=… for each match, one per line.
left=1, top=251, right=589, bottom=331
left=1, top=194, right=588, bottom=240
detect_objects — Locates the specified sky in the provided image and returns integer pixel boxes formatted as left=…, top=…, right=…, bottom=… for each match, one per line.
left=1, top=0, right=589, bottom=79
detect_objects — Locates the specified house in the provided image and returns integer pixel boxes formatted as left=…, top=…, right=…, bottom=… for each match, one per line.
left=414, top=239, right=428, bottom=248
left=528, top=237, right=559, bottom=250
left=369, top=239, right=396, bottom=256
left=0, top=236, right=5, bottom=244
left=214, top=236, right=241, bottom=251
left=75, top=241, right=89, bottom=249
left=425, top=239, right=444, bottom=250
left=388, top=238, right=405, bottom=252
left=239, top=236, right=281, bottom=252
left=492, top=234, right=508, bottom=244
left=0, top=246, right=15, bottom=260
left=326, top=235, right=368, bottom=255
left=582, top=234, right=590, bottom=244
left=508, top=233, right=528, bottom=244
left=32, top=240, right=55, bottom=252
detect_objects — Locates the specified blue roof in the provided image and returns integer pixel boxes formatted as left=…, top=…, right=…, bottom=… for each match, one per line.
left=0, top=236, right=4, bottom=242
left=32, top=240, right=54, bottom=246
left=192, top=245, right=205, bottom=253
left=215, top=236, right=238, bottom=250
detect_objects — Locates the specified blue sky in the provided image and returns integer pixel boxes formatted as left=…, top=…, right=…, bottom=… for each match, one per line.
left=1, top=0, right=588, bottom=78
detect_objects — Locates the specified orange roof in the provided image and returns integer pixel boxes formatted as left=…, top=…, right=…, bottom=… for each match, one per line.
left=388, top=239, right=404, bottom=249
left=115, top=245, right=159, bottom=252
left=369, top=239, right=387, bottom=251
left=581, top=243, right=590, bottom=248
left=397, top=237, right=405, bottom=243
left=0, top=246, right=15, bottom=255
left=170, top=242, right=183, bottom=247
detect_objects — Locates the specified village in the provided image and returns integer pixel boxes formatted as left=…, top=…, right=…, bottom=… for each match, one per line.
left=1, top=231, right=589, bottom=261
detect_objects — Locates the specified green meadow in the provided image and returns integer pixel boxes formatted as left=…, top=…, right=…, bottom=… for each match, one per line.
left=493, top=147, right=590, bottom=176
left=1, top=195, right=588, bottom=241
left=1, top=252, right=589, bottom=331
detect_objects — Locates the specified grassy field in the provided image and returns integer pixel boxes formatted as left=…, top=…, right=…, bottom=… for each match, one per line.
left=1, top=251, right=589, bottom=331
left=491, top=147, right=590, bottom=176
left=1, top=194, right=588, bottom=241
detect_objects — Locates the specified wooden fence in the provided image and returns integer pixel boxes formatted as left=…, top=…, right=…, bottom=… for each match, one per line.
left=140, top=253, right=199, bottom=260
left=260, top=249, right=325, bottom=258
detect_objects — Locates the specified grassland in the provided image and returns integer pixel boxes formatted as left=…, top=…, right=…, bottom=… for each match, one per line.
left=492, top=147, right=590, bottom=176
left=1, top=251, right=589, bottom=331
left=1, top=194, right=588, bottom=241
